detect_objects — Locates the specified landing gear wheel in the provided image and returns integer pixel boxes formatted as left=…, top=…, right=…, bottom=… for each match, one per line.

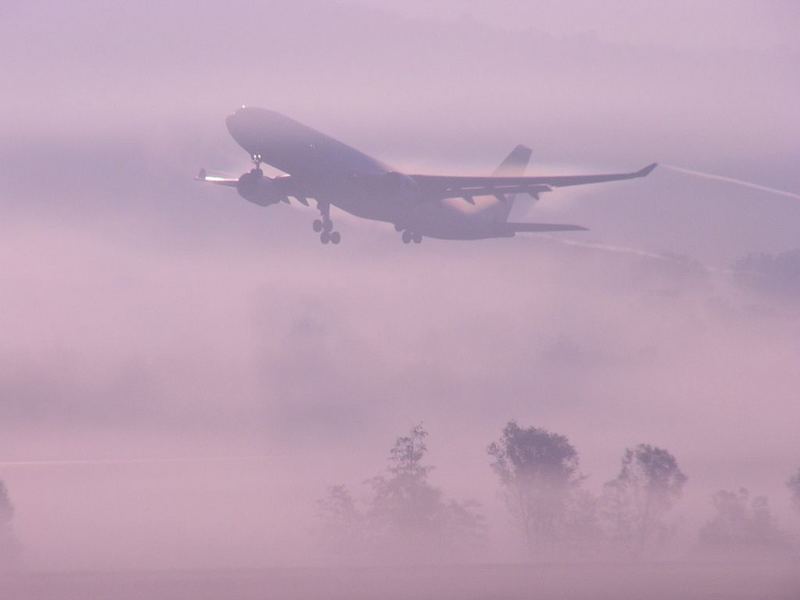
left=412, top=233, right=423, bottom=244
left=402, top=230, right=413, bottom=244
left=314, top=202, right=335, bottom=242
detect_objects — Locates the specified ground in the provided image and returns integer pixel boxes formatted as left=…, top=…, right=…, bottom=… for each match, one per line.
left=1, top=561, right=798, bottom=600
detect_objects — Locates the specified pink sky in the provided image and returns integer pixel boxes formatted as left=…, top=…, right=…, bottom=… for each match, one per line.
left=1, top=0, right=799, bottom=571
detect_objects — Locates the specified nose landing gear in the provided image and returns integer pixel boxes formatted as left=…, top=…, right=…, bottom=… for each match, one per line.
left=401, top=230, right=423, bottom=244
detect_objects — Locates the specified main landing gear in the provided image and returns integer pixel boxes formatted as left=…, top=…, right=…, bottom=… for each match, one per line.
left=400, top=229, right=423, bottom=244
left=313, top=201, right=341, bottom=244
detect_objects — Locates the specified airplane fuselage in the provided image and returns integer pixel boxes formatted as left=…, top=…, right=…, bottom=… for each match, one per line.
left=225, top=107, right=510, bottom=239
left=204, top=107, right=655, bottom=243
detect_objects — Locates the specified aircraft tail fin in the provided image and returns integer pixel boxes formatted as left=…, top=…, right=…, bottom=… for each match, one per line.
left=494, top=144, right=532, bottom=177
left=494, top=145, right=533, bottom=221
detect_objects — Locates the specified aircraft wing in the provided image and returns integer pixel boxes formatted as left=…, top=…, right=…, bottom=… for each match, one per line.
left=410, top=163, right=657, bottom=200
left=195, top=169, right=238, bottom=187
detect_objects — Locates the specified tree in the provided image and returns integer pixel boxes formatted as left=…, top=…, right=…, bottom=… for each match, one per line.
left=698, top=488, right=787, bottom=553
left=0, top=481, right=19, bottom=567
left=733, top=249, right=800, bottom=299
left=316, top=485, right=366, bottom=555
left=367, top=424, right=441, bottom=534
left=0, top=483, right=11, bottom=525
left=600, top=444, right=686, bottom=556
left=488, top=421, right=585, bottom=554
left=788, top=468, right=800, bottom=516
left=316, top=424, right=485, bottom=561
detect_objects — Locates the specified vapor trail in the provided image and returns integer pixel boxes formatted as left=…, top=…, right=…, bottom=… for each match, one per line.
left=0, top=456, right=276, bottom=468
left=541, top=236, right=732, bottom=274
left=663, top=164, right=800, bottom=200
left=545, top=237, right=671, bottom=261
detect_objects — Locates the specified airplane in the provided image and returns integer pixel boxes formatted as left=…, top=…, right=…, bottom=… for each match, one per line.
left=197, top=106, right=657, bottom=244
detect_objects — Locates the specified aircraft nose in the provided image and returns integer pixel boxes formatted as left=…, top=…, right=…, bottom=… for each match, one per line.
left=225, top=106, right=263, bottom=156
left=225, top=106, right=246, bottom=130
left=225, top=107, right=253, bottom=142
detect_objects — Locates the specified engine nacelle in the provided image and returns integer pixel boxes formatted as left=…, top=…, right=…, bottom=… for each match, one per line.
left=236, top=169, right=286, bottom=206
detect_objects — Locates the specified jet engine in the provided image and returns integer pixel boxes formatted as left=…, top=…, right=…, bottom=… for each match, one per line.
left=236, top=169, right=287, bottom=206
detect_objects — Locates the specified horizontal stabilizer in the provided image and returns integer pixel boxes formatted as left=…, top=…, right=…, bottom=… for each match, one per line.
left=502, top=222, right=588, bottom=233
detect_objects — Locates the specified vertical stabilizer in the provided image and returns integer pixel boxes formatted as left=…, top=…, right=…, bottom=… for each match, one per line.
left=494, top=144, right=532, bottom=220
left=494, top=144, right=532, bottom=177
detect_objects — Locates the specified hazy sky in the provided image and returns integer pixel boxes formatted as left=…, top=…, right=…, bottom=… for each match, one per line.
left=1, top=0, right=799, bottom=570
left=366, top=0, right=800, bottom=50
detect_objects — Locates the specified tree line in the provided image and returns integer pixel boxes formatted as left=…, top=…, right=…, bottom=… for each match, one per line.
left=317, top=422, right=800, bottom=561
left=2, top=424, right=799, bottom=565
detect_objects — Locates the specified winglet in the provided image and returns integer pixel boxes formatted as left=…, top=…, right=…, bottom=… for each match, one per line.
left=196, top=168, right=207, bottom=181
left=637, top=163, right=658, bottom=177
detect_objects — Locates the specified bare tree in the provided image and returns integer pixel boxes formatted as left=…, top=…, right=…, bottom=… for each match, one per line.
left=367, top=424, right=440, bottom=534
left=488, top=421, right=584, bottom=554
left=788, top=468, right=800, bottom=516
left=317, top=424, right=485, bottom=561
left=601, top=444, right=686, bottom=556
left=699, top=488, right=788, bottom=554
left=367, top=424, right=485, bottom=555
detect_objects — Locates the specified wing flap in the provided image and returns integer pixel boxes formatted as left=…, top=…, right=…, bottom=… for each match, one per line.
left=411, top=163, right=657, bottom=199
left=452, top=183, right=552, bottom=196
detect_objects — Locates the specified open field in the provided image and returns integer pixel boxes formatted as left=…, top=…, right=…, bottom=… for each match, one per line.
left=2, top=562, right=799, bottom=600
